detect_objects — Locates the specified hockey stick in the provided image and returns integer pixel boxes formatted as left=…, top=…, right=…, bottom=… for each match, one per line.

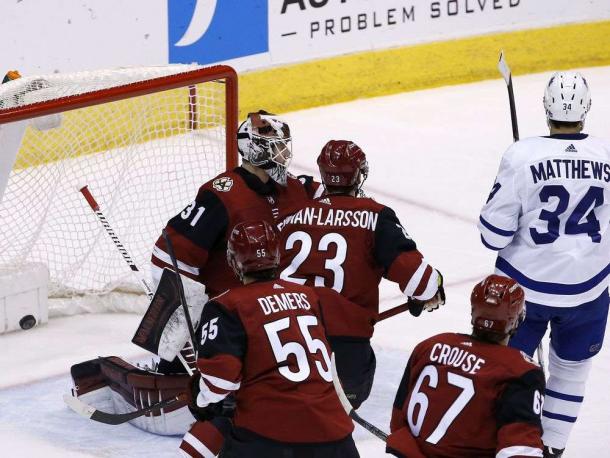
left=80, top=185, right=194, bottom=374
left=331, top=354, right=388, bottom=441
left=497, top=54, right=546, bottom=376
left=377, top=299, right=426, bottom=322
left=161, top=228, right=198, bottom=351
left=79, top=185, right=154, bottom=300
left=498, top=51, right=520, bottom=142
left=377, top=303, right=410, bottom=322
left=63, top=392, right=186, bottom=426
left=377, top=301, right=421, bottom=321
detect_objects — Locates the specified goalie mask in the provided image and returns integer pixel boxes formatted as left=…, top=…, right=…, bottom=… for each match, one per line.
left=237, top=111, right=292, bottom=186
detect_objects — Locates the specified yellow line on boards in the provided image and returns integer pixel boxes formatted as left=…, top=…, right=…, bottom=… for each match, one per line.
left=239, top=20, right=610, bottom=117
left=11, top=20, right=610, bottom=168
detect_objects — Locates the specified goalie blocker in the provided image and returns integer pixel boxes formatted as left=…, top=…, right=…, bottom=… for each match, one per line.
left=131, top=267, right=207, bottom=368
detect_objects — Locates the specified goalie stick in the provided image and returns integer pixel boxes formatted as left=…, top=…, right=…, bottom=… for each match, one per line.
left=79, top=185, right=154, bottom=300
left=162, top=228, right=198, bottom=349
left=79, top=185, right=194, bottom=374
left=497, top=52, right=546, bottom=376
left=63, top=392, right=186, bottom=426
left=331, top=354, right=388, bottom=441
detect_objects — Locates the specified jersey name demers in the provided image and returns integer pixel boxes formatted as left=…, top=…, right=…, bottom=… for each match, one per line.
left=530, top=158, right=610, bottom=184
left=278, top=206, right=378, bottom=231
left=258, top=292, right=312, bottom=315
left=429, top=343, right=486, bottom=375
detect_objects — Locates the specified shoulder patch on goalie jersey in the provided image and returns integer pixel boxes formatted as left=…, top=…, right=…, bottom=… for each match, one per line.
left=213, top=177, right=234, bottom=192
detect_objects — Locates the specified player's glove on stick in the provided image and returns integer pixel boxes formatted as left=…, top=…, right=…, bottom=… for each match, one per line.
left=186, top=373, right=212, bottom=421
left=409, top=270, right=445, bottom=316
left=186, top=374, right=235, bottom=422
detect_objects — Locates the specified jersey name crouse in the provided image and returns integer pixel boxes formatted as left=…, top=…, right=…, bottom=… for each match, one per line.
left=429, top=342, right=486, bottom=375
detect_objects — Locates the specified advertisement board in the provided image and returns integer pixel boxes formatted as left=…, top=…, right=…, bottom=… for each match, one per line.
left=1, top=1, right=609, bottom=75
left=173, top=0, right=610, bottom=71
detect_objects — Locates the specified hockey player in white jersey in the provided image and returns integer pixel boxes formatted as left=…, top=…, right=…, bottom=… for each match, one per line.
left=478, top=71, right=610, bottom=457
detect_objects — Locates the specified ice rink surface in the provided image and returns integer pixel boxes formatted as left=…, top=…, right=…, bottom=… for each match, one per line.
left=1, top=66, right=609, bottom=457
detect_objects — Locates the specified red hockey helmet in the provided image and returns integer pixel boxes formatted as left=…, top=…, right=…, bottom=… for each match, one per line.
left=227, top=220, right=280, bottom=278
left=471, top=275, right=525, bottom=338
left=317, top=140, right=368, bottom=188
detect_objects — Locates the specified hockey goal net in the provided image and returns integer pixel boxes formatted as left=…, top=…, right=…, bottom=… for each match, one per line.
left=0, top=65, right=237, bottom=315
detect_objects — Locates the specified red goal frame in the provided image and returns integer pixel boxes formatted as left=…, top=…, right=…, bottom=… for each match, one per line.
left=0, top=65, right=239, bottom=169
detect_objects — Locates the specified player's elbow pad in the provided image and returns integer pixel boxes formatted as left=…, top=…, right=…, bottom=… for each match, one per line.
left=478, top=216, right=515, bottom=251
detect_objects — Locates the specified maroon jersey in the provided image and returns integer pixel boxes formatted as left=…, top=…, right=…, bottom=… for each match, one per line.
left=195, top=278, right=354, bottom=443
left=152, top=167, right=318, bottom=297
left=389, top=333, right=545, bottom=458
left=277, top=195, right=438, bottom=338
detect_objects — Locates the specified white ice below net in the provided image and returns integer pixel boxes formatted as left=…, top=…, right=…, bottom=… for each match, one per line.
left=1, top=128, right=224, bottom=317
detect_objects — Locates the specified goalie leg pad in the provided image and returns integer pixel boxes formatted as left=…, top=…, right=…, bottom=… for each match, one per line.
left=70, top=356, right=194, bottom=436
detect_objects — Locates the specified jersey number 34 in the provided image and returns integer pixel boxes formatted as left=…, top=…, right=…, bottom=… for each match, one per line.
left=531, top=185, right=603, bottom=244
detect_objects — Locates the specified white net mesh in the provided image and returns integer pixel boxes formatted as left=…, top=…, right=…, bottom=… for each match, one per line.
left=0, top=65, right=232, bottom=312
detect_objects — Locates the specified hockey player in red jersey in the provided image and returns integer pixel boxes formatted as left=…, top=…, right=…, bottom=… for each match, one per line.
left=180, top=220, right=358, bottom=458
left=151, top=110, right=319, bottom=373
left=277, top=140, right=445, bottom=408
left=152, top=110, right=319, bottom=297
left=387, top=275, right=545, bottom=458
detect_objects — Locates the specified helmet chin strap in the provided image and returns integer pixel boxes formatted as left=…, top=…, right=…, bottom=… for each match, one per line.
left=356, top=171, right=368, bottom=197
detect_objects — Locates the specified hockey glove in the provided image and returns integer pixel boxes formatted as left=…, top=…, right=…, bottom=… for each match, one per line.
left=409, top=270, right=445, bottom=317
left=186, top=373, right=213, bottom=421
left=186, top=374, right=235, bottom=422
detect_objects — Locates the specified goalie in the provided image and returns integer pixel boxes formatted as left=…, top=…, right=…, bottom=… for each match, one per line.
left=67, top=111, right=321, bottom=437
left=150, top=110, right=320, bottom=374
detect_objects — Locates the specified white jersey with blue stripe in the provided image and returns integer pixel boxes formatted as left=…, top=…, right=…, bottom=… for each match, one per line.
left=478, top=133, right=610, bottom=307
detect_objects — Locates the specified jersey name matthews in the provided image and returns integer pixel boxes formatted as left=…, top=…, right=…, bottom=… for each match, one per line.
left=530, top=158, right=610, bottom=184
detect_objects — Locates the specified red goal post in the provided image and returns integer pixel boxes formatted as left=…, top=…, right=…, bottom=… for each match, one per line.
left=0, top=65, right=238, bottom=166
left=0, top=64, right=238, bottom=314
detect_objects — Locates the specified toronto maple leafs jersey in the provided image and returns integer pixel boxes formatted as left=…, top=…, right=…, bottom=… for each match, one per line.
left=478, top=133, right=610, bottom=307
